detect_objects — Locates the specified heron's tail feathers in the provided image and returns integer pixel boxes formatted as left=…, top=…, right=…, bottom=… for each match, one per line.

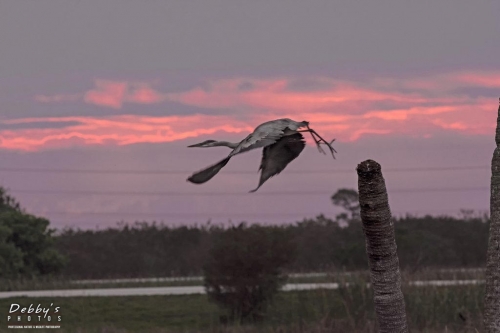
left=187, top=157, right=231, bottom=184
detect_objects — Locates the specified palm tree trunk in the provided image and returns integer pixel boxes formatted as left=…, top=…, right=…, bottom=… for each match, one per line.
left=484, top=100, right=500, bottom=332
left=357, top=159, right=408, bottom=333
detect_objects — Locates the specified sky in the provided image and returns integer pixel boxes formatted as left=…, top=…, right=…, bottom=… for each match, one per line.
left=0, top=1, right=499, bottom=229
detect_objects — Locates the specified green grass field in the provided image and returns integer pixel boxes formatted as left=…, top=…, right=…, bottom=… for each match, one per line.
left=0, top=282, right=485, bottom=333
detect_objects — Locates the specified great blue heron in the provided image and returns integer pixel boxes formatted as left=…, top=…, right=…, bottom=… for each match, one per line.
left=187, top=118, right=336, bottom=192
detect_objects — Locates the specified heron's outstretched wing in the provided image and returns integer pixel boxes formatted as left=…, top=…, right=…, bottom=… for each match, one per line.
left=187, top=157, right=231, bottom=184
left=249, top=133, right=306, bottom=192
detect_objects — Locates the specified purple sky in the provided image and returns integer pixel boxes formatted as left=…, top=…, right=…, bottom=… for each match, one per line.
left=0, top=1, right=499, bottom=229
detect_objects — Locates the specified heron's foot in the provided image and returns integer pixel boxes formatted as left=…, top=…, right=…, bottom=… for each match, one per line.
left=320, top=139, right=337, bottom=159
left=299, top=127, right=337, bottom=158
left=308, top=127, right=337, bottom=158
left=312, top=135, right=326, bottom=155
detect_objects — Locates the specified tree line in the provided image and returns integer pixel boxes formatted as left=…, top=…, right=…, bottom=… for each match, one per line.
left=0, top=187, right=490, bottom=279
left=54, top=212, right=489, bottom=279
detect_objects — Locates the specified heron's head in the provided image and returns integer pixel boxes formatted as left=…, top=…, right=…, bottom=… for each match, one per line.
left=188, top=140, right=218, bottom=148
left=301, top=121, right=310, bottom=126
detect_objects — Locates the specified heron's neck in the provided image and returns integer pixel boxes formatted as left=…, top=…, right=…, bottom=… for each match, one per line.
left=214, top=141, right=239, bottom=149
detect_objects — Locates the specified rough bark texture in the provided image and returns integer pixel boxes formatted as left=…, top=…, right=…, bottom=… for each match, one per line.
left=484, top=101, right=500, bottom=332
left=357, top=160, right=408, bottom=333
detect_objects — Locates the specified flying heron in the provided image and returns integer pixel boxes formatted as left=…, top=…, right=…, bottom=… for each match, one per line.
left=187, top=118, right=336, bottom=192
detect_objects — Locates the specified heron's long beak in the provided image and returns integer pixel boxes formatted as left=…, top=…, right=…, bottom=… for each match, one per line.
left=188, top=142, right=205, bottom=148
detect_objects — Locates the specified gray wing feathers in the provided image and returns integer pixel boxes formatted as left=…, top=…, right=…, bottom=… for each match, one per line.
left=230, top=119, right=303, bottom=156
left=230, top=130, right=283, bottom=156
left=187, top=157, right=231, bottom=184
left=249, top=133, right=306, bottom=192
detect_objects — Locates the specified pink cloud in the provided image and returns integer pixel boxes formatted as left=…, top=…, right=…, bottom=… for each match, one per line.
left=369, top=71, right=500, bottom=92
left=84, top=80, right=128, bottom=109
left=16, top=71, right=500, bottom=151
left=363, top=106, right=455, bottom=121
left=126, top=84, right=166, bottom=104
left=165, top=74, right=497, bottom=140
left=0, top=115, right=253, bottom=151
left=450, top=71, right=500, bottom=88
left=36, top=80, right=166, bottom=109
left=166, top=78, right=426, bottom=112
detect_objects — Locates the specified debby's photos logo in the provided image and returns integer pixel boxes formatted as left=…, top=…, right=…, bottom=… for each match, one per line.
left=6, top=303, right=62, bottom=330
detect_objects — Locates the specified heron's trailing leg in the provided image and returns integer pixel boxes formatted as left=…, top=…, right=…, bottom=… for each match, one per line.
left=299, top=129, right=326, bottom=154
left=307, top=127, right=337, bottom=158
left=309, top=131, right=330, bottom=155
left=305, top=130, right=325, bottom=154
left=298, top=126, right=337, bottom=158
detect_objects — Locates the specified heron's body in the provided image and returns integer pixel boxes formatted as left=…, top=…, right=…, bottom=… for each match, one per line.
left=187, top=118, right=335, bottom=192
